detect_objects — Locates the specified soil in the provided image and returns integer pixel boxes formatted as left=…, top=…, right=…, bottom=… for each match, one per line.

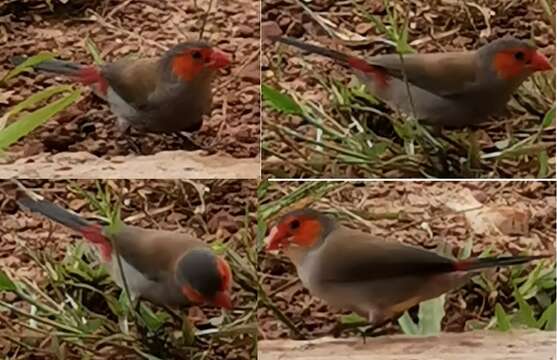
left=0, top=0, right=260, bottom=178
left=261, top=0, right=555, bottom=178
left=257, top=181, right=556, bottom=340
left=0, top=179, right=258, bottom=359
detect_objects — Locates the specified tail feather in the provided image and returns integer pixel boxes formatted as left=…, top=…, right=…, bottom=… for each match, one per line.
left=271, top=36, right=384, bottom=83
left=270, top=36, right=351, bottom=63
left=12, top=57, right=84, bottom=76
left=18, top=196, right=112, bottom=260
left=11, top=56, right=108, bottom=95
left=18, top=196, right=91, bottom=231
left=454, top=255, right=552, bottom=272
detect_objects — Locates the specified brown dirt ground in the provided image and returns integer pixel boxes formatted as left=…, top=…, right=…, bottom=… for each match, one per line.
left=257, top=181, right=556, bottom=340
left=261, top=0, right=555, bottom=178
left=0, top=179, right=257, bottom=359
left=0, top=0, right=260, bottom=172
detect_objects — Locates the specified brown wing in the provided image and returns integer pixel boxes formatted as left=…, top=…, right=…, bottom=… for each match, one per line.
left=101, top=57, right=161, bottom=109
left=314, top=227, right=454, bottom=285
left=111, top=225, right=209, bottom=281
left=368, top=51, right=480, bottom=97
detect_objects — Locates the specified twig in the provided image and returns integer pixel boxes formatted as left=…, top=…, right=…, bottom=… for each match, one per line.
left=106, top=0, right=134, bottom=19
left=199, top=0, right=215, bottom=40
left=0, top=300, right=82, bottom=334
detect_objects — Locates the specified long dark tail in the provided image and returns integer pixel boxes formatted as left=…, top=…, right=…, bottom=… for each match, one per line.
left=270, top=36, right=350, bottom=63
left=270, top=36, right=376, bottom=74
left=12, top=56, right=84, bottom=76
left=454, top=255, right=552, bottom=272
left=11, top=56, right=107, bottom=95
left=18, top=196, right=112, bottom=260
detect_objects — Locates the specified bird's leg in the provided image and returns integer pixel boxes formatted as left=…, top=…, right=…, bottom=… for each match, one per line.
left=177, top=131, right=203, bottom=151
left=116, top=117, right=144, bottom=154
left=360, top=309, right=404, bottom=340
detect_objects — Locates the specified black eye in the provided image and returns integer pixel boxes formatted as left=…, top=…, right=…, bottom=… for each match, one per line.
left=191, top=51, right=202, bottom=60
left=289, top=219, right=300, bottom=230
left=514, top=51, right=525, bottom=61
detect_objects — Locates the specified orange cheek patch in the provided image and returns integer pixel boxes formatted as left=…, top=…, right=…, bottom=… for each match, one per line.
left=494, top=52, right=524, bottom=80
left=182, top=286, right=204, bottom=304
left=217, top=258, right=232, bottom=291
left=172, top=55, right=200, bottom=81
left=293, top=219, right=321, bottom=248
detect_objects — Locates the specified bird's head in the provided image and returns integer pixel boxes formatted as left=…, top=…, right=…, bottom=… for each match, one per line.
left=166, top=41, right=230, bottom=82
left=265, top=208, right=335, bottom=252
left=175, top=248, right=233, bottom=309
left=481, top=36, right=551, bottom=80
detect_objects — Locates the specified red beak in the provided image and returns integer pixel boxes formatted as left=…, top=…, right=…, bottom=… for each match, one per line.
left=209, top=49, right=230, bottom=69
left=531, top=51, right=552, bottom=71
left=213, top=291, right=233, bottom=309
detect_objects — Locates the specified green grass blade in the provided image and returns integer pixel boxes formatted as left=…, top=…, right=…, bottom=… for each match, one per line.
left=85, top=37, right=104, bottom=65
left=398, top=311, right=419, bottom=335
left=1, top=52, right=55, bottom=84
left=0, top=89, right=80, bottom=151
left=417, top=295, right=445, bottom=335
left=514, top=287, right=539, bottom=328
left=262, top=84, right=302, bottom=114
left=539, top=302, right=556, bottom=330
left=1, top=85, right=74, bottom=128
left=494, top=303, right=512, bottom=331
left=542, top=105, right=555, bottom=128
left=0, top=270, right=17, bottom=291
left=340, top=313, right=366, bottom=325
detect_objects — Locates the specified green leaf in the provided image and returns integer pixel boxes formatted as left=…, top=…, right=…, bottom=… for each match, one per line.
left=182, top=316, right=196, bottom=346
left=0, top=270, right=16, bottom=291
left=542, top=105, right=555, bottom=128
left=514, top=288, right=538, bottom=328
left=118, top=289, right=132, bottom=314
left=105, top=294, right=124, bottom=317
left=0, top=89, right=80, bottom=151
left=1, top=52, right=56, bottom=84
left=139, top=304, right=169, bottom=332
left=85, top=37, right=103, bottom=65
left=210, top=242, right=227, bottom=255
left=517, top=262, right=544, bottom=300
left=340, top=312, right=367, bottom=325
left=458, top=236, right=473, bottom=259
left=537, top=150, right=549, bottom=178
left=1, top=85, right=74, bottom=127
left=494, top=303, right=511, bottom=331
left=262, top=84, right=302, bottom=114
left=79, top=318, right=103, bottom=334
left=364, top=142, right=388, bottom=159
left=539, top=302, right=556, bottom=331
left=398, top=311, right=419, bottom=335
left=417, top=295, right=445, bottom=335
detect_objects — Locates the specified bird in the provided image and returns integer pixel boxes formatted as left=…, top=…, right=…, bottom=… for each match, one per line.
left=265, top=208, right=551, bottom=326
left=271, top=35, right=552, bottom=127
left=18, top=195, right=233, bottom=309
left=14, top=41, right=230, bottom=134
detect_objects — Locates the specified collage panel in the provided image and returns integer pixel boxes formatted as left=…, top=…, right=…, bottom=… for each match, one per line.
left=0, top=0, right=259, bottom=179
left=0, top=179, right=257, bottom=359
left=257, top=181, right=556, bottom=358
left=0, top=0, right=556, bottom=359
left=261, top=1, right=555, bottom=179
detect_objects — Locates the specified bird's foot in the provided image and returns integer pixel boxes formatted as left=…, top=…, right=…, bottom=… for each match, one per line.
left=177, top=131, right=204, bottom=151
left=125, top=137, right=144, bottom=154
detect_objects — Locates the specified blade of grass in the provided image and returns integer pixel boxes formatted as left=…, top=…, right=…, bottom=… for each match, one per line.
left=0, top=89, right=80, bottom=151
